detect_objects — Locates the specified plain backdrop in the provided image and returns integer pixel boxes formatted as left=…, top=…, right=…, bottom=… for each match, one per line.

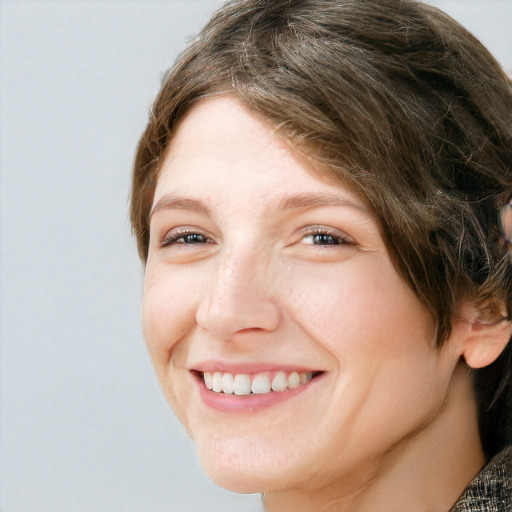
left=1, top=1, right=511, bottom=511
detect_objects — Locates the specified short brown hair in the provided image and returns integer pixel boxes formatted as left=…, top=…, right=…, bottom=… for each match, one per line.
left=130, top=0, right=512, bottom=456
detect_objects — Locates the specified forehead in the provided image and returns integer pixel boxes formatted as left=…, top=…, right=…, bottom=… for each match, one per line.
left=154, top=96, right=370, bottom=214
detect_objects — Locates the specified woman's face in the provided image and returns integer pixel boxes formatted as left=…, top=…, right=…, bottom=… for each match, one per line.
left=142, top=96, right=460, bottom=494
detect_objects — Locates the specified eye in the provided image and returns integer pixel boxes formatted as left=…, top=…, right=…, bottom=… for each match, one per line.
left=161, top=228, right=213, bottom=248
left=304, top=233, right=342, bottom=246
left=301, top=228, right=353, bottom=247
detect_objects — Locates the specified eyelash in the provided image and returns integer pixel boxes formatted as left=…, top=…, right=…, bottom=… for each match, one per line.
left=160, top=226, right=353, bottom=249
left=300, top=227, right=354, bottom=247
left=160, top=229, right=212, bottom=248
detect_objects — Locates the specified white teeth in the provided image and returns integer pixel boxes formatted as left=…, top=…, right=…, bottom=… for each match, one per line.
left=287, top=372, right=300, bottom=389
left=203, top=370, right=317, bottom=395
left=271, top=371, right=287, bottom=392
left=221, top=372, right=234, bottom=394
left=251, top=374, right=271, bottom=394
left=233, top=374, right=251, bottom=396
left=212, top=372, right=223, bottom=392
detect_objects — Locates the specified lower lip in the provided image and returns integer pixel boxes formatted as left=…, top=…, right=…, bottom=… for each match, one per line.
left=193, top=372, right=323, bottom=413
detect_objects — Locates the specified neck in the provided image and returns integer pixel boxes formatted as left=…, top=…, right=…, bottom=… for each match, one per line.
left=263, top=364, right=485, bottom=512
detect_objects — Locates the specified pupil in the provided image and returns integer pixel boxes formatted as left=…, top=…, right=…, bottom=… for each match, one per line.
left=186, top=234, right=204, bottom=243
left=314, top=234, right=338, bottom=245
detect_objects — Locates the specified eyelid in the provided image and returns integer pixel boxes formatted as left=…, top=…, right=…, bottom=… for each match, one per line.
left=160, top=226, right=214, bottom=248
left=157, top=224, right=356, bottom=250
left=299, top=225, right=356, bottom=246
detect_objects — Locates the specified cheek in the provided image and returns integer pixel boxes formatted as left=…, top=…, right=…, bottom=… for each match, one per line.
left=141, top=266, right=200, bottom=363
left=284, top=256, right=434, bottom=361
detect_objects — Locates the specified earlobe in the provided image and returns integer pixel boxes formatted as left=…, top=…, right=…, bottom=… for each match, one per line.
left=457, top=303, right=512, bottom=369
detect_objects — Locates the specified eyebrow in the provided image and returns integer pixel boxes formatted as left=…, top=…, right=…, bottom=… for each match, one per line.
left=150, top=195, right=211, bottom=219
left=278, top=192, right=369, bottom=213
left=150, top=191, right=369, bottom=220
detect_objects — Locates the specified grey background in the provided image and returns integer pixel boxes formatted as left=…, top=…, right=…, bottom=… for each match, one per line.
left=0, top=1, right=510, bottom=511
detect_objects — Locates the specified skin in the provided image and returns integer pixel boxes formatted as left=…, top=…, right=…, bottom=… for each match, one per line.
left=142, top=96, right=498, bottom=511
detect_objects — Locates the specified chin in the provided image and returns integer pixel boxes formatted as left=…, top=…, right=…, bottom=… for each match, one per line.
left=193, top=433, right=304, bottom=494
left=203, top=464, right=266, bottom=494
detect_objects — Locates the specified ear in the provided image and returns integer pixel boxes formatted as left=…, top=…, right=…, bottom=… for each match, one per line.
left=454, top=302, right=512, bottom=369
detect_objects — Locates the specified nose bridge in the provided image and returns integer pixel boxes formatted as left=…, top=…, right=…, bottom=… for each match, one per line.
left=215, top=245, right=251, bottom=302
left=196, top=240, right=280, bottom=339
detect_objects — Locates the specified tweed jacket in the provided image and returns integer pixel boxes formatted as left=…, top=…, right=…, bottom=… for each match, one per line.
left=450, top=445, right=511, bottom=511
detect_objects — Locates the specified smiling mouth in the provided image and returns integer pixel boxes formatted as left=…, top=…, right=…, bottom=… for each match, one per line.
left=195, top=370, right=324, bottom=396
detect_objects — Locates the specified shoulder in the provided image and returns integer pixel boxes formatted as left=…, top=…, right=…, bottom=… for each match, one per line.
left=450, top=445, right=511, bottom=512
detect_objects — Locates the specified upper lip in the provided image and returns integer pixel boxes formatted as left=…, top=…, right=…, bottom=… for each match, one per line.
left=191, top=360, right=323, bottom=374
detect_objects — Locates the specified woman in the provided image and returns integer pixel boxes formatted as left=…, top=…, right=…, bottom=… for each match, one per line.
left=130, top=0, right=512, bottom=510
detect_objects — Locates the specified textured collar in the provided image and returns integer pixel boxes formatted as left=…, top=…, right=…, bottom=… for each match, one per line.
left=450, top=445, right=511, bottom=511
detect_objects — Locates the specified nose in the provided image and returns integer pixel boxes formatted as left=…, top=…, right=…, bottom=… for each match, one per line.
left=196, top=246, right=280, bottom=341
